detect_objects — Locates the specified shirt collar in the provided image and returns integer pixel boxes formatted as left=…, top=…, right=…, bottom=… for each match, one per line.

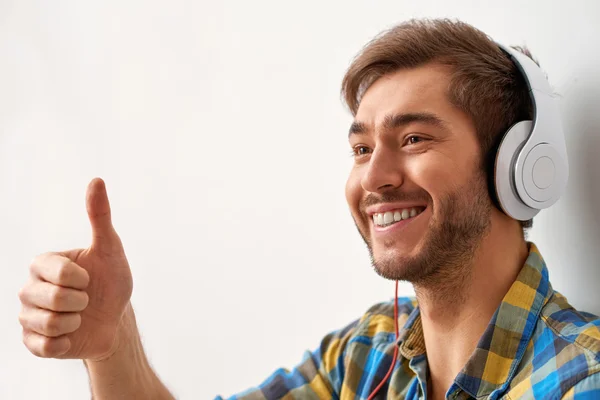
left=397, top=243, right=553, bottom=398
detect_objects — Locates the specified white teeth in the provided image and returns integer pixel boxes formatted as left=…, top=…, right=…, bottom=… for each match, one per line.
left=401, top=209, right=409, bottom=220
left=383, top=212, right=393, bottom=224
left=372, top=207, right=424, bottom=226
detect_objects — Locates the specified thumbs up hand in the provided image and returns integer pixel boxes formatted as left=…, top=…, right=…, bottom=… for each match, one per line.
left=18, top=178, right=134, bottom=361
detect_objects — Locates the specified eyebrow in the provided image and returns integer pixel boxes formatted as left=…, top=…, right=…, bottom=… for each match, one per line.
left=348, top=112, right=449, bottom=138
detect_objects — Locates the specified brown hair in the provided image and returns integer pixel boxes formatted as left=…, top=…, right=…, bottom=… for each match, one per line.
left=341, top=18, right=537, bottom=229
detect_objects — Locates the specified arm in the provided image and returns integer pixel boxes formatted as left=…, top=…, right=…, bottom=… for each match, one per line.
left=216, top=318, right=360, bottom=400
left=84, top=303, right=175, bottom=400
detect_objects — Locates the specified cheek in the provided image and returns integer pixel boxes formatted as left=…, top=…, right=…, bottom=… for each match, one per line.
left=407, top=152, right=463, bottom=202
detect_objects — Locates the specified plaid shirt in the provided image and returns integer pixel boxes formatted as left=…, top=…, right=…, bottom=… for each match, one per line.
left=217, top=244, right=600, bottom=399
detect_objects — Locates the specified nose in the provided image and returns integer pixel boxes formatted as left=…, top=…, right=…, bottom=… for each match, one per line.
left=361, top=147, right=404, bottom=193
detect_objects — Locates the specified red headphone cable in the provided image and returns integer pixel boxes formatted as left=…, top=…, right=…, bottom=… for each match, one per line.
left=366, top=280, right=400, bottom=400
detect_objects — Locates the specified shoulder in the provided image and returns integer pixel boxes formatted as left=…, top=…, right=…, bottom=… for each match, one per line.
left=509, top=291, right=600, bottom=397
left=540, top=291, right=600, bottom=360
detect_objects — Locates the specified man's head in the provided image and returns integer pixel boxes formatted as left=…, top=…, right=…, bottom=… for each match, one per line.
left=343, top=19, right=534, bottom=283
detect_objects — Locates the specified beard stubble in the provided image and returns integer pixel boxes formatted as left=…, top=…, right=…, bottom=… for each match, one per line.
left=355, top=171, right=492, bottom=288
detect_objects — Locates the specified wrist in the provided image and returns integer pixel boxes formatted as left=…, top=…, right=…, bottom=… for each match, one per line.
left=85, top=302, right=139, bottom=364
left=82, top=303, right=174, bottom=399
left=84, top=304, right=154, bottom=390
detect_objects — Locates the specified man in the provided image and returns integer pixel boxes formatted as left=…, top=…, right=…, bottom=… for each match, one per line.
left=17, top=18, right=600, bottom=399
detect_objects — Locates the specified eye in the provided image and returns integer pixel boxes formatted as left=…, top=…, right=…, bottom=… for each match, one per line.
left=406, top=135, right=425, bottom=145
left=351, top=145, right=372, bottom=157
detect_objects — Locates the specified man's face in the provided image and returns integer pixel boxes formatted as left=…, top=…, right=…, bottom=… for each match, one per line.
left=345, top=64, right=493, bottom=283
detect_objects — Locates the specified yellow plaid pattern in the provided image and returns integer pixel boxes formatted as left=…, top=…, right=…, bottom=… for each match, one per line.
left=218, top=244, right=600, bottom=399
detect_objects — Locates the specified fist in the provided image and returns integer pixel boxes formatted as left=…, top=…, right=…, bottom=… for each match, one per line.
left=18, top=178, right=133, bottom=360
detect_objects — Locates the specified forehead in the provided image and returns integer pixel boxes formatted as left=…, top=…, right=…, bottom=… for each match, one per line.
left=355, top=63, right=461, bottom=126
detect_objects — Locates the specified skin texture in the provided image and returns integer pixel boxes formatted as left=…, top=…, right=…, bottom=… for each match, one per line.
left=346, top=63, right=492, bottom=291
left=345, top=63, right=528, bottom=398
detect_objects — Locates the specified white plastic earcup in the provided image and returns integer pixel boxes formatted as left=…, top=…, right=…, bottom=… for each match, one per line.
left=516, top=143, right=567, bottom=208
left=494, top=121, right=540, bottom=221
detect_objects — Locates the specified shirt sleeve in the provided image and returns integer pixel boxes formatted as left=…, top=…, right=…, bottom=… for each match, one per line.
left=560, top=372, right=600, bottom=399
left=214, top=318, right=360, bottom=400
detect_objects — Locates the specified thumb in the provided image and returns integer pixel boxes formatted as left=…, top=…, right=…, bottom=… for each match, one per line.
left=86, top=178, right=122, bottom=254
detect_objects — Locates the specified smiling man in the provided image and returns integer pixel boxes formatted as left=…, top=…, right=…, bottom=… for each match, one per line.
left=18, top=18, right=600, bottom=400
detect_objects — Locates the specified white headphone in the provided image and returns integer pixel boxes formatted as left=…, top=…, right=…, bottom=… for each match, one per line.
left=494, top=43, right=569, bottom=221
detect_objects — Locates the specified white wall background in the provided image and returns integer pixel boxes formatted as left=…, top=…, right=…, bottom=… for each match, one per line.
left=1, top=1, right=599, bottom=398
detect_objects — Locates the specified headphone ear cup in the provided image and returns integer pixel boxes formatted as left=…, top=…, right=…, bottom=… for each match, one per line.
left=494, top=120, right=540, bottom=221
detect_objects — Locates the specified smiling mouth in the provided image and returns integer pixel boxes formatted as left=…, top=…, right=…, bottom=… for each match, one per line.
left=371, top=206, right=426, bottom=228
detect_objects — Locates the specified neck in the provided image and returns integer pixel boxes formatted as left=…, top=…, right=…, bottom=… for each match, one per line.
left=415, top=210, right=529, bottom=398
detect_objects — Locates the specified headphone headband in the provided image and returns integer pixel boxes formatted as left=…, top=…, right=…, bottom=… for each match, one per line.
left=497, top=44, right=553, bottom=95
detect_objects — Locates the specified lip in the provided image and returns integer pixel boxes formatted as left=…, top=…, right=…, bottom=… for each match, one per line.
left=366, top=202, right=427, bottom=216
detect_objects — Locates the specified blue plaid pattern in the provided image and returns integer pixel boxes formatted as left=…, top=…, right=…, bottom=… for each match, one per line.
left=216, top=244, right=600, bottom=399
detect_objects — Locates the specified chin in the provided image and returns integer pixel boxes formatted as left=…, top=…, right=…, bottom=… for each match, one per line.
left=370, top=242, right=425, bottom=281
left=371, top=253, right=413, bottom=281
left=374, top=229, right=425, bottom=255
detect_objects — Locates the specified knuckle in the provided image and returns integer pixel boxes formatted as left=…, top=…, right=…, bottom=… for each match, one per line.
left=17, top=287, right=27, bottom=303
left=49, top=286, right=66, bottom=309
left=39, top=337, right=54, bottom=357
left=56, top=261, right=73, bottom=284
left=28, top=256, right=39, bottom=273
left=18, top=283, right=34, bottom=304
left=29, top=253, right=47, bottom=272
left=22, top=331, right=43, bottom=357
left=18, top=311, right=28, bottom=328
left=22, top=331, right=32, bottom=348
left=43, top=313, right=62, bottom=336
